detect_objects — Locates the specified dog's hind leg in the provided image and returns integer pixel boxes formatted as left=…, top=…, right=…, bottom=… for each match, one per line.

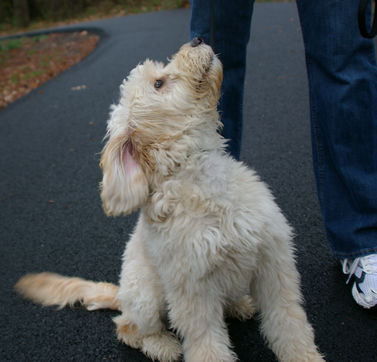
left=252, top=223, right=324, bottom=362
left=114, top=220, right=182, bottom=362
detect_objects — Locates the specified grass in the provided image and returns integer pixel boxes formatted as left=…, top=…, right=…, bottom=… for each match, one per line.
left=32, top=35, right=47, bottom=43
left=0, top=34, right=57, bottom=86
left=0, top=37, right=24, bottom=66
left=0, top=37, right=24, bottom=51
left=22, top=69, right=45, bottom=81
left=0, top=35, right=47, bottom=55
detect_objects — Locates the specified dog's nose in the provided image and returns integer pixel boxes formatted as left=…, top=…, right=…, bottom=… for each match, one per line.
left=191, top=37, right=203, bottom=47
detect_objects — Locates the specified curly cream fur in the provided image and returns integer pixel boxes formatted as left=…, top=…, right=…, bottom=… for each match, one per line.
left=15, top=41, right=324, bottom=362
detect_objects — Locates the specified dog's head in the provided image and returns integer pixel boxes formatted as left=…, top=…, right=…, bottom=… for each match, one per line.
left=100, top=39, right=223, bottom=216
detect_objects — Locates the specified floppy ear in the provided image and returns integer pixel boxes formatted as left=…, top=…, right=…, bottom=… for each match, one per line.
left=100, top=134, right=149, bottom=216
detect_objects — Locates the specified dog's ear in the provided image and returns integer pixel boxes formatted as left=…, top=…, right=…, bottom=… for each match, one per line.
left=100, top=134, right=149, bottom=216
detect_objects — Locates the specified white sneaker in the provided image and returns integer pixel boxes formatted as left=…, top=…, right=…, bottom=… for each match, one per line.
left=342, top=254, right=377, bottom=309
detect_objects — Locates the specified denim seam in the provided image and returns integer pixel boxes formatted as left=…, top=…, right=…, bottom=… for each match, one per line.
left=306, top=57, right=325, bottom=208
left=333, top=246, right=377, bottom=259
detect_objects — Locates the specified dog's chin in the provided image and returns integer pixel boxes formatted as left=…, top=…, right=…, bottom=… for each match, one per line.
left=205, top=55, right=223, bottom=93
left=177, top=41, right=218, bottom=74
left=204, top=54, right=215, bottom=73
left=208, top=54, right=222, bottom=74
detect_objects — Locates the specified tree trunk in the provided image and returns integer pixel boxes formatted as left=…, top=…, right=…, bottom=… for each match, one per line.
left=0, top=1, right=8, bottom=23
left=12, top=0, right=30, bottom=27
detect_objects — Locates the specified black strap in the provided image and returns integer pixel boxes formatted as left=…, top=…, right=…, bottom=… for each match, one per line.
left=358, top=0, right=377, bottom=38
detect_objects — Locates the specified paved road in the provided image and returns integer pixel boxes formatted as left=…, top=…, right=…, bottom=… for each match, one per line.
left=1, top=3, right=376, bottom=361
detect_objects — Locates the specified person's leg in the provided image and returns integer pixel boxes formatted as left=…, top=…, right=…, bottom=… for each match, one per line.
left=296, top=0, right=377, bottom=258
left=190, top=0, right=254, bottom=160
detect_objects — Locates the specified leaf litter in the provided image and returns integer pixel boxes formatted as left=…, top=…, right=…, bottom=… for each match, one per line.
left=0, top=31, right=99, bottom=110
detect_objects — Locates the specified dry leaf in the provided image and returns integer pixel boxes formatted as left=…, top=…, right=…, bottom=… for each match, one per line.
left=71, top=85, right=87, bottom=91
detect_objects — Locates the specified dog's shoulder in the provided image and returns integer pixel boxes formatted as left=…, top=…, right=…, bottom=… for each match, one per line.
left=169, top=151, right=245, bottom=203
left=186, top=151, right=266, bottom=198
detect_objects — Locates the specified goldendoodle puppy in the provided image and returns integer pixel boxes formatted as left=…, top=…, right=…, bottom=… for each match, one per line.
left=15, top=39, right=324, bottom=362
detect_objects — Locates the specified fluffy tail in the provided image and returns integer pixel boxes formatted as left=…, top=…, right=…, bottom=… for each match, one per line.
left=14, top=272, right=120, bottom=311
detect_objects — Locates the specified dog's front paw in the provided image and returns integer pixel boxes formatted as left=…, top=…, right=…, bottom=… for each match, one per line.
left=114, top=315, right=143, bottom=349
left=114, top=315, right=182, bottom=361
left=227, top=295, right=256, bottom=321
left=185, top=345, right=237, bottom=362
left=142, top=331, right=182, bottom=362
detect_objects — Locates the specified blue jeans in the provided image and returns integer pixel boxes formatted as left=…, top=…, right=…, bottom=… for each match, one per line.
left=190, top=0, right=377, bottom=258
left=190, top=0, right=253, bottom=160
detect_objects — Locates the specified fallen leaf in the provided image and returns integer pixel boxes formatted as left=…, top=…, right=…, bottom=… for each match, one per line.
left=71, top=85, right=87, bottom=91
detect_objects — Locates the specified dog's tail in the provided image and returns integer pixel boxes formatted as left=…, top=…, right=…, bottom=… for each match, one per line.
left=14, top=272, right=120, bottom=311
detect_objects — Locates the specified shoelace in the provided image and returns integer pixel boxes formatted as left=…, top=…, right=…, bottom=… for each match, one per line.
left=342, top=254, right=377, bottom=284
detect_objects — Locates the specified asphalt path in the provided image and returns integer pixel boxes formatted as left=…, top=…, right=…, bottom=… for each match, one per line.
left=1, top=3, right=376, bottom=361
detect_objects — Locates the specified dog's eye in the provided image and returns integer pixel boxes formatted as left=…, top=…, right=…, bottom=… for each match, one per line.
left=154, top=79, right=163, bottom=89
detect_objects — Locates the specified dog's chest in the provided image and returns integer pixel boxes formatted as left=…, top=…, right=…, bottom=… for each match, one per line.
left=145, top=157, right=233, bottom=223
